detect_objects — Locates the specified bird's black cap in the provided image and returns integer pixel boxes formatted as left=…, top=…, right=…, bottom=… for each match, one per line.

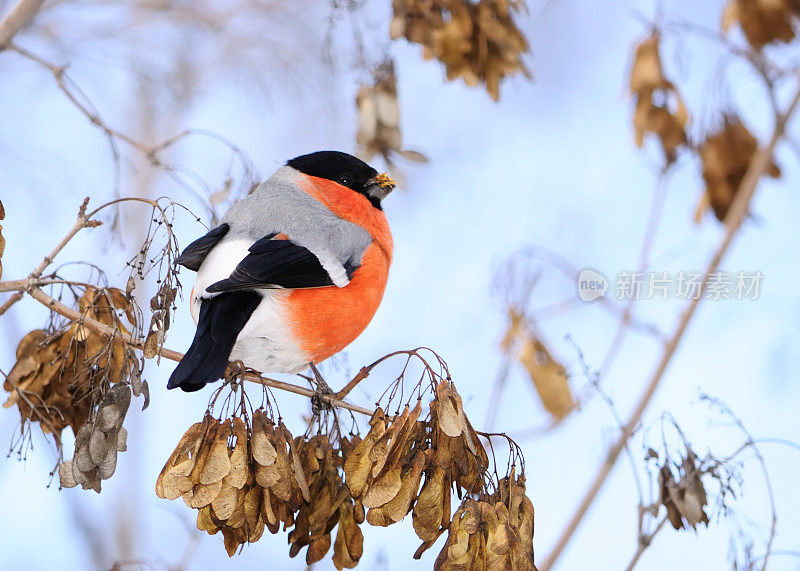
left=287, top=151, right=386, bottom=209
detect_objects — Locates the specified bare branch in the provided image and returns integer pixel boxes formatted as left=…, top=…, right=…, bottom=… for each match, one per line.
left=0, top=0, right=44, bottom=49
left=541, top=77, right=800, bottom=571
left=0, top=291, right=23, bottom=316
left=624, top=515, right=669, bottom=571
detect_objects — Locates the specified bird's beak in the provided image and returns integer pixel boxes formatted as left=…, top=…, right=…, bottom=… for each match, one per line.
left=365, top=172, right=396, bottom=202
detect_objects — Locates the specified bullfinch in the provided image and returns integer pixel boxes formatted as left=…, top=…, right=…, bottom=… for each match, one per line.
left=167, top=151, right=395, bottom=392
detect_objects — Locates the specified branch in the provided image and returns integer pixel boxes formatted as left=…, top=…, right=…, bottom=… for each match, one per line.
left=624, top=515, right=669, bottom=571
left=0, top=196, right=376, bottom=418
left=0, top=0, right=44, bottom=49
left=540, top=78, right=800, bottom=570
left=0, top=291, right=23, bottom=316
left=24, top=284, right=373, bottom=416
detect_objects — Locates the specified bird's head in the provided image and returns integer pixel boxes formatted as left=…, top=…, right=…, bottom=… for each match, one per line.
left=287, top=150, right=395, bottom=210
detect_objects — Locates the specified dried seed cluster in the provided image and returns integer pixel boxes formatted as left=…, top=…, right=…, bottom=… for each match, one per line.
left=356, top=61, right=428, bottom=169
left=4, top=287, right=140, bottom=441
left=658, top=451, right=710, bottom=530
left=59, top=383, right=131, bottom=492
left=143, top=282, right=177, bottom=359
left=629, top=33, right=688, bottom=164
left=722, top=0, right=800, bottom=49
left=390, top=0, right=530, bottom=101
left=157, top=410, right=359, bottom=565
left=435, top=468, right=535, bottom=570
left=696, top=117, right=780, bottom=222
left=157, top=380, right=535, bottom=568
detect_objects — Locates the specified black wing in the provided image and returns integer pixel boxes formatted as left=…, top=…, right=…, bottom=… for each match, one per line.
left=166, top=291, right=261, bottom=392
left=175, top=223, right=230, bottom=271
left=206, top=235, right=359, bottom=293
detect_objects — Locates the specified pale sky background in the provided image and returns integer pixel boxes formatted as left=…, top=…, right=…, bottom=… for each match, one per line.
left=0, top=1, right=799, bottom=570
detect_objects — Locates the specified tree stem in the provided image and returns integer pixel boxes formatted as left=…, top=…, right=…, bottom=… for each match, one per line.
left=541, top=78, right=800, bottom=570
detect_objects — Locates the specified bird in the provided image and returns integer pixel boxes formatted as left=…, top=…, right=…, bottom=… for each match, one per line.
left=167, top=150, right=395, bottom=392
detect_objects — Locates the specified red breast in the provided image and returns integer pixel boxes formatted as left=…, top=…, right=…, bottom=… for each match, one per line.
left=284, top=175, right=393, bottom=363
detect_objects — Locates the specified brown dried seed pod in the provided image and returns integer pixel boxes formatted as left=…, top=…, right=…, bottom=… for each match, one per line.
left=333, top=499, right=364, bottom=570
left=211, top=481, right=240, bottom=521
left=413, top=466, right=447, bottom=542
left=183, top=479, right=223, bottom=509
left=363, top=466, right=402, bottom=509
left=224, top=417, right=249, bottom=488
left=290, top=436, right=312, bottom=502
left=366, top=449, right=426, bottom=527
left=251, top=409, right=278, bottom=466
left=722, top=0, right=797, bottom=49
left=698, top=117, right=780, bottom=222
left=156, top=417, right=208, bottom=498
left=197, top=505, right=221, bottom=534
left=194, top=419, right=233, bottom=486
left=343, top=408, right=386, bottom=498
left=59, top=459, right=78, bottom=488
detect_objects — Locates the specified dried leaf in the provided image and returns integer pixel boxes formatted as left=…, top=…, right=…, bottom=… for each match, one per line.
left=518, top=334, right=573, bottom=419
left=698, top=117, right=780, bottom=222
left=721, top=0, right=796, bottom=48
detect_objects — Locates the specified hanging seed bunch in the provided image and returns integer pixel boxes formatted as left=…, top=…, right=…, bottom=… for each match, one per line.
left=157, top=362, right=535, bottom=568
left=143, top=281, right=177, bottom=359
left=390, top=0, right=530, bottom=101
left=3, top=287, right=142, bottom=448
left=643, top=410, right=752, bottom=543
left=628, top=33, right=688, bottom=164
left=356, top=59, right=428, bottom=176
left=658, top=450, right=710, bottom=530
left=722, top=0, right=800, bottom=49
left=435, top=466, right=535, bottom=569
left=58, top=383, right=132, bottom=492
left=696, top=115, right=781, bottom=222
left=124, top=198, right=182, bottom=344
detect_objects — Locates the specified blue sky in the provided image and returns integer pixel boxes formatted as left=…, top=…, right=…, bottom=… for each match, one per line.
left=0, top=1, right=798, bottom=569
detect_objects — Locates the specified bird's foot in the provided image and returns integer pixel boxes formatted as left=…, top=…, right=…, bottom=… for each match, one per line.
left=224, top=360, right=248, bottom=388
left=308, top=362, right=334, bottom=415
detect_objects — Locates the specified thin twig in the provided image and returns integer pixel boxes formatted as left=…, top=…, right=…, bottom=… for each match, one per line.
left=541, top=78, right=800, bottom=570
left=701, top=395, right=778, bottom=571
left=624, top=515, right=669, bottom=571
left=0, top=291, right=23, bottom=315
left=599, top=166, right=671, bottom=377
left=33, top=197, right=100, bottom=279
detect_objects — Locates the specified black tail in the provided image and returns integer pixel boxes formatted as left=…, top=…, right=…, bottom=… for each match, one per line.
left=167, top=291, right=262, bottom=392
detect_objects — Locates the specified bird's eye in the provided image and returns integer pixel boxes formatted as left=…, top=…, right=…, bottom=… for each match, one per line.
left=338, top=175, right=352, bottom=186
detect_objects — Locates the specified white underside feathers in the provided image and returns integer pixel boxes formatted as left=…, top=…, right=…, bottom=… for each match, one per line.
left=190, top=237, right=310, bottom=374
